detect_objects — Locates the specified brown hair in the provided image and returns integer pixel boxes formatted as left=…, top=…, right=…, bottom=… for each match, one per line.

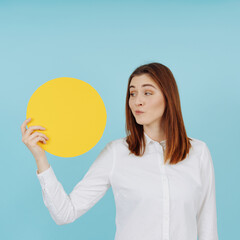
left=125, top=62, right=192, bottom=165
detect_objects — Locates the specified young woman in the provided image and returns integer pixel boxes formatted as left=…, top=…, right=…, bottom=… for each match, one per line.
left=21, top=62, right=219, bottom=240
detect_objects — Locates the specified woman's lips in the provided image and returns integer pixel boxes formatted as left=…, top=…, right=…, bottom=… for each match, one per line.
left=135, top=111, right=144, bottom=114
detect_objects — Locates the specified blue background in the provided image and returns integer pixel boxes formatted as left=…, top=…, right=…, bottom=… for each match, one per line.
left=0, top=0, right=239, bottom=239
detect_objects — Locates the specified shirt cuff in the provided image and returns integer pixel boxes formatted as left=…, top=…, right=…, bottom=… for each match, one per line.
left=36, top=165, right=58, bottom=189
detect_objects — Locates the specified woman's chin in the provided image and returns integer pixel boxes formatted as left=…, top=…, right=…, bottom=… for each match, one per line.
left=135, top=120, right=146, bottom=125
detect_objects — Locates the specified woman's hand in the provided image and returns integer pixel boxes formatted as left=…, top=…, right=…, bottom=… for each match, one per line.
left=21, top=118, right=49, bottom=161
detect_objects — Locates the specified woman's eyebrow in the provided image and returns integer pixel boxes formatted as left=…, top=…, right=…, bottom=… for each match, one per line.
left=129, top=84, right=156, bottom=89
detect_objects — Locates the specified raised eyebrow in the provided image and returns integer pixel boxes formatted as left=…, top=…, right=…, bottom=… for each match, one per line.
left=129, top=84, right=156, bottom=89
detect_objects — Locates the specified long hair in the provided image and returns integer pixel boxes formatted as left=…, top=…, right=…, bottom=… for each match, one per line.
left=125, top=62, right=192, bottom=165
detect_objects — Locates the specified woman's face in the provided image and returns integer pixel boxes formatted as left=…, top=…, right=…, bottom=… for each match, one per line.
left=128, top=74, right=166, bottom=128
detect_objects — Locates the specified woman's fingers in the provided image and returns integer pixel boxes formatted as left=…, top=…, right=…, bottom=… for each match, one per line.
left=25, top=125, right=46, bottom=138
left=20, top=118, right=31, bottom=136
left=24, top=133, right=48, bottom=147
left=21, top=118, right=48, bottom=145
left=21, top=118, right=48, bottom=159
left=33, top=136, right=47, bottom=146
left=28, top=131, right=49, bottom=142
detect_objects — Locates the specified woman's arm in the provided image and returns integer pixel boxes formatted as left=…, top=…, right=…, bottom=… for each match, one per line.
left=196, top=143, right=219, bottom=240
left=36, top=141, right=114, bottom=225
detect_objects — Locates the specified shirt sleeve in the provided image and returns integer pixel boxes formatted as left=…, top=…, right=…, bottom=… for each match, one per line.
left=36, top=141, right=114, bottom=225
left=197, top=143, right=219, bottom=240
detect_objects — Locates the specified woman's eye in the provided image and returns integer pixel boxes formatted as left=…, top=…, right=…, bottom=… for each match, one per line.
left=130, top=92, right=152, bottom=96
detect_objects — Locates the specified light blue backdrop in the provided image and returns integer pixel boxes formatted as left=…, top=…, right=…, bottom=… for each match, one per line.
left=0, top=0, right=239, bottom=239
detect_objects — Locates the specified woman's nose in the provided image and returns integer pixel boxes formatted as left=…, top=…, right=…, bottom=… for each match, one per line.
left=134, top=95, right=143, bottom=106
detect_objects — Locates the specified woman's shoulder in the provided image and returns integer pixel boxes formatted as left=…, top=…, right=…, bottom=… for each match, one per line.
left=189, top=137, right=208, bottom=146
left=106, top=136, right=129, bottom=150
left=189, top=136, right=207, bottom=145
left=188, top=136, right=210, bottom=156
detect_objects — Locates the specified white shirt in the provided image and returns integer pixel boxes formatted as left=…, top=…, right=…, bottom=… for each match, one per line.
left=36, top=132, right=219, bottom=240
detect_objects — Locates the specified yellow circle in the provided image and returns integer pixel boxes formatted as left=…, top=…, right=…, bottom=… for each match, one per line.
left=26, top=77, right=107, bottom=157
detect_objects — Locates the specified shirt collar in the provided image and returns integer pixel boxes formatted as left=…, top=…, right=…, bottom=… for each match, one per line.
left=144, top=131, right=167, bottom=148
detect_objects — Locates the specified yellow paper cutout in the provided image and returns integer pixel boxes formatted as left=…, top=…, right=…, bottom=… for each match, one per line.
left=26, top=77, right=107, bottom=157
